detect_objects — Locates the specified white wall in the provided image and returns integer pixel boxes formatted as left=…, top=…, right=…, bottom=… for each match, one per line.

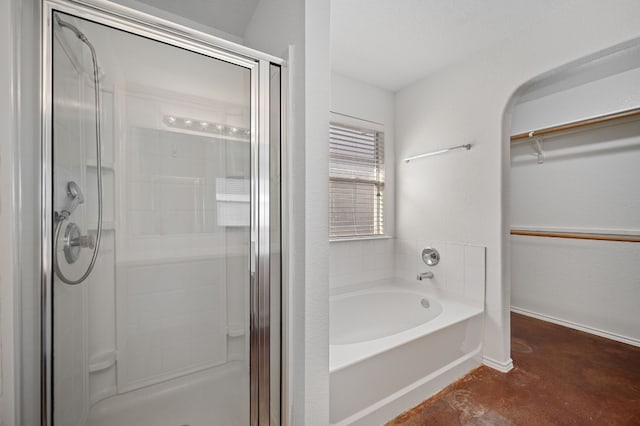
left=13, top=0, right=42, bottom=423
left=512, top=67, right=640, bottom=135
left=0, top=0, right=16, bottom=423
left=245, top=1, right=331, bottom=424
left=395, top=0, right=640, bottom=371
left=329, top=72, right=396, bottom=289
left=510, top=62, right=640, bottom=345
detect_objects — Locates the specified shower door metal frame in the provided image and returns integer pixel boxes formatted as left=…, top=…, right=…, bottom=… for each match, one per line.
left=40, top=1, right=284, bottom=425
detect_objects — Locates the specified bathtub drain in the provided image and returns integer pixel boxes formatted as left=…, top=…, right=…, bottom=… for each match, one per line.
left=421, top=298, right=430, bottom=308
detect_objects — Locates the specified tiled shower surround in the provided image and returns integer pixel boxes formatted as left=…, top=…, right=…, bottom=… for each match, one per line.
left=330, top=238, right=485, bottom=305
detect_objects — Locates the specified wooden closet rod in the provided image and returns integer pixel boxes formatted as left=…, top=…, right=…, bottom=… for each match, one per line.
left=511, top=107, right=640, bottom=142
left=510, top=229, right=640, bottom=243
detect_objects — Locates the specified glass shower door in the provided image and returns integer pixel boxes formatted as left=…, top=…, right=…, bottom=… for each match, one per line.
left=47, top=8, right=277, bottom=425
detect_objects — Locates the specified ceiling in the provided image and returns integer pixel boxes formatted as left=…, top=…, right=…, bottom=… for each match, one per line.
left=110, top=0, right=584, bottom=93
left=331, top=0, right=576, bottom=92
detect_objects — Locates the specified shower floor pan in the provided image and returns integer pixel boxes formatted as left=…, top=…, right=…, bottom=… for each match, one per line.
left=87, top=361, right=249, bottom=426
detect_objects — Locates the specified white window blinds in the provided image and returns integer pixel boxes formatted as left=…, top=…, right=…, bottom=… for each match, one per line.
left=329, top=122, right=385, bottom=238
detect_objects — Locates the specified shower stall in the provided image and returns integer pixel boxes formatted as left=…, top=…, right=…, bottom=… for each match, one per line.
left=41, top=1, right=283, bottom=425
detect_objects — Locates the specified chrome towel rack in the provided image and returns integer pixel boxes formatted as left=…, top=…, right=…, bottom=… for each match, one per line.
left=403, top=144, right=472, bottom=163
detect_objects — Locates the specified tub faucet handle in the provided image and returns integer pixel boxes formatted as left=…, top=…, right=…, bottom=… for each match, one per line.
left=417, top=271, right=434, bottom=280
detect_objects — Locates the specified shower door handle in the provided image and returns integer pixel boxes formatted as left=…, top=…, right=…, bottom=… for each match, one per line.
left=70, top=234, right=96, bottom=249
left=63, top=222, right=95, bottom=264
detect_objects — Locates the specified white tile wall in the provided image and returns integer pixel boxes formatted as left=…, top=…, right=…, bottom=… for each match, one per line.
left=330, top=237, right=485, bottom=307
left=117, top=258, right=229, bottom=392
left=226, top=255, right=248, bottom=337
left=395, top=238, right=486, bottom=307
left=52, top=40, right=93, bottom=424
left=86, top=169, right=114, bottom=225
left=126, top=127, right=250, bottom=237
left=88, top=231, right=116, bottom=404
left=463, top=244, right=486, bottom=306
left=329, top=238, right=395, bottom=289
left=53, top=276, right=87, bottom=424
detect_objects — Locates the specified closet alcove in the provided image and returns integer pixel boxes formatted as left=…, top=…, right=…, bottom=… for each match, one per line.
left=509, top=43, right=640, bottom=347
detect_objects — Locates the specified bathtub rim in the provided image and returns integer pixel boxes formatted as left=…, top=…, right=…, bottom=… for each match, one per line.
left=330, top=288, right=444, bottom=345
left=329, top=280, right=484, bottom=373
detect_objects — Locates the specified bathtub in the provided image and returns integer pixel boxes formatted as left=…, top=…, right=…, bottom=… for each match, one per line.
left=329, top=280, right=484, bottom=425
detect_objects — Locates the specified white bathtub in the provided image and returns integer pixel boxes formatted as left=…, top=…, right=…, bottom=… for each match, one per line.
left=331, top=289, right=443, bottom=345
left=329, top=280, right=484, bottom=425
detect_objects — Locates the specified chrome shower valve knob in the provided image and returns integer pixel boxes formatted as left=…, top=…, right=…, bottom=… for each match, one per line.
left=421, top=247, right=440, bottom=266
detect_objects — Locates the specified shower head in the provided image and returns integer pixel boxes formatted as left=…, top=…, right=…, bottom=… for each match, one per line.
left=55, top=14, right=89, bottom=43
left=60, top=181, right=85, bottom=219
left=54, top=14, right=106, bottom=82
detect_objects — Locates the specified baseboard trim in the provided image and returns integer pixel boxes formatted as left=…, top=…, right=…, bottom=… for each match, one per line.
left=511, top=306, right=640, bottom=348
left=482, top=356, right=513, bottom=373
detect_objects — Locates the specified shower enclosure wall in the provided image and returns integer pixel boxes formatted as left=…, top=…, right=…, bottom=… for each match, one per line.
left=41, top=1, right=283, bottom=425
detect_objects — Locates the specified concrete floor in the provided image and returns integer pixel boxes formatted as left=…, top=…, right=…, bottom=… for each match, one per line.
left=388, top=312, right=640, bottom=425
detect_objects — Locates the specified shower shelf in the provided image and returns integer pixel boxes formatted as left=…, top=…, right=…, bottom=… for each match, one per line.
left=89, top=221, right=115, bottom=230
left=227, top=325, right=245, bottom=338
left=89, top=350, right=117, bottom=373
left=86, top=160, right=114, bottom=170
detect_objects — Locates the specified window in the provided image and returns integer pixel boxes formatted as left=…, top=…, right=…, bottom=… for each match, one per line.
left=329, top=121, right=385, bottom=239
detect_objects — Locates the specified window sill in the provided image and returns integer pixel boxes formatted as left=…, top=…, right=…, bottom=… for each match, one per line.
left=329, top=235, right=393, bottom=243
